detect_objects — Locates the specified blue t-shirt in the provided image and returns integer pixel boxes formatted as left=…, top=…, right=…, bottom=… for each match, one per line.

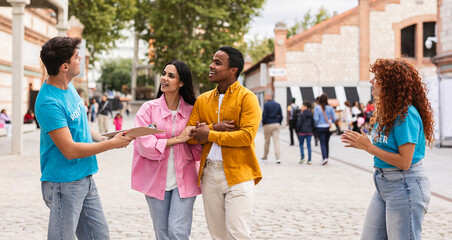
left=35, top=82, right=98, bottom=182
left=372, top=105, right=425, bottom=168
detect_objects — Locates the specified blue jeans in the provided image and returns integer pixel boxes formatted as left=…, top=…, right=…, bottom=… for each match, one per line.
left=361, top=162, right=431, bottom=240
left=145, top=188, right=196, bottom=240
left=41, top=175, right=109, bottom=240
left=298, top=134, right=312, bottom=161
left=317, top=127, right=331, bottom=160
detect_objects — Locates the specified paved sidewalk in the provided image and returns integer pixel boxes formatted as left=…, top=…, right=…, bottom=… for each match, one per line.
left=1, top=118, right=451, bottom=239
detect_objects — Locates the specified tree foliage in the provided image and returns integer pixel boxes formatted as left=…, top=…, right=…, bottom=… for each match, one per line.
left=245, top=36, right=274, bottom=64
left=68, top=0, right=137, bottom=62
left=134, top=0, right=265, bottom=93
left=287, top=6, right=331, bottom=38
left=98, top=58, right=132, bottom=93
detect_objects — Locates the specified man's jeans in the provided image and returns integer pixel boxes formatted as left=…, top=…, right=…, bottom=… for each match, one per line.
left=297, top=134, right=312, bottom=161
left=145, top=188, right=196, bottom=240
left=41, top=175, right=109, bottom=240
left=361, top=161, right=431, bottom=240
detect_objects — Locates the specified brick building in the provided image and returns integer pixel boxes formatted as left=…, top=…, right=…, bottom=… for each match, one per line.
left=244, top=0, right=437, bottom=122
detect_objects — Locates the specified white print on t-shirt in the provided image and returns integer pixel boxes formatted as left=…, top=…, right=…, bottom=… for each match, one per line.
left=70, top=99, right=85, bottom=121
left=372, top=131, right=388, bottom=144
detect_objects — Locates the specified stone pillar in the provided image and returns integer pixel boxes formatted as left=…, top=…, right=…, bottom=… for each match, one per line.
left=7, top=0, right=29, bottom=155
left=274, top=22, right=288, bottom=126
left=359, top=0, right=370, bottom=82
left=53, top=0, right=69, bottom=36
left=273, top=22, right=288, bottom=82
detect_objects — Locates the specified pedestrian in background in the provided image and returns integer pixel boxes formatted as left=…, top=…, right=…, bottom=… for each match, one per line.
left=188, top=46, right=262, bottom=240
left=341, top=58, right=434, bottom=239
left=351, top=101, right=363, bottom=132
left=287, top=98, right=299, bottom=146
left=133, top=60, right=202, bottom=240
left=296, top=101, right=314, bottom=165
left=98, top=94, right=112, bottom=133
left=23, top=109, right=34, bottom=124
left=364, top=100, right=375, bottom=133
left=90, top=98, right=99, bottom=123
left=261, top=91, right=283, bottom=164
left=312, top=97, right=319, bottom=146
left=342, top=101, right=352, bottom=130
left=113, top=113, right=123, bottom=131
left=313, top=93, right=337, bottom=165
left=0, top=109, right=12, bottom=136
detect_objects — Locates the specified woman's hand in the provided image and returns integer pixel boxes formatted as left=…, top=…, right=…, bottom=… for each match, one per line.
left=341, top=130, right=373, bottom=151
left=178, top=126, right=195, bottom=142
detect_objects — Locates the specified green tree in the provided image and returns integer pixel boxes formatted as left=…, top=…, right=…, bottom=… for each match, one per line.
left=69, top=0, right=137, bottom=62
left=98, top=58, right=132, bottom=93
left=134, top=0, right=265, bottom=93
left=246, top=35, right=274, bottom=63
left=287, top=6, right=331, bottom=38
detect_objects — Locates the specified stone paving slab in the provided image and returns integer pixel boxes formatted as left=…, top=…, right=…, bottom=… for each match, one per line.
left=1, top=120, right=452, bottom=239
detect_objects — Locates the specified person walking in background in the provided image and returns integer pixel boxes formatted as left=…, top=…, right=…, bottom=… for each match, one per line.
left=296, top=101, right=315, bottom=165
left=188, top=46, right=262, bottom=240
left=351, top=101, right=363, bottom=132
left=113, top=113, right=123, bottom=131
left=311, top=97, right=319, bottom=146
left=36, top=36, right=134, bottom=240
left=133, top=60, right=202, bottom=240
left=261, top=91, right=283, bottom=164
left=341, top=58, right=433, bottom=239
left=313, top=93, right=337, bottom=165
left=287, top=98, right=299, bottom=146
left=98, top=94, right=112, bottom=133
left=0, top=109, right=12, bottom=136
left=364, top=100, right=375, bottom=133
left=90, top=98, right=99, bottom=123
left=342, top=101, right=352, bottom=130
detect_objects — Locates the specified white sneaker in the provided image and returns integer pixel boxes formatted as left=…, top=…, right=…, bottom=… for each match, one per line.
left=260, top=158, right=268, bottom=163
left=276, top=159, right=281, bottom=164
left=321, top=158, right=328, bottom=165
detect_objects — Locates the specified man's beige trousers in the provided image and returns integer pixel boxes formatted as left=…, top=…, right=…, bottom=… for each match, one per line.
left=201, top=160, right=254, bottom=240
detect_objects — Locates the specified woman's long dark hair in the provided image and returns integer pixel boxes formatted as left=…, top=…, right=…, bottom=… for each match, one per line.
left=156, top=60, right=196, bottom=105
left=319, top=93, right=328, bottom=110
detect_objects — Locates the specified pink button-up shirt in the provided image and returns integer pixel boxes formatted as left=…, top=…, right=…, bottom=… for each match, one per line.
left=132, top=95, right=202, bottom=200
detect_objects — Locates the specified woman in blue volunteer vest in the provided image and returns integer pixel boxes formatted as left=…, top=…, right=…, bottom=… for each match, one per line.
left=341, top=58, right=434, bottom=239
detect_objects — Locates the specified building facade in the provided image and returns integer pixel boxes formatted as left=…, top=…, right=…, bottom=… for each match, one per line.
left=244, top=0, right=437, bottom=123
left=0, top=8, right=58, bottom=115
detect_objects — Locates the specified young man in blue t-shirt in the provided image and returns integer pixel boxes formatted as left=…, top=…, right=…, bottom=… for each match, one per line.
left=36, top=37, right=135, bottom=239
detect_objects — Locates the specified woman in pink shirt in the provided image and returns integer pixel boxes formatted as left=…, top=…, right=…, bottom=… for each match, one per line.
left=132, top=60, right=202, bottom=239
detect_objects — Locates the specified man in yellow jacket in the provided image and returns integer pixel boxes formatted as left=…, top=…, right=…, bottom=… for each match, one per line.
left=189, top=46, right=262, bottom=240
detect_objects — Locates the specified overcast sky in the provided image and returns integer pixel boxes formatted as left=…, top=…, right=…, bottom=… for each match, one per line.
left=245, top=0, right=359, bottom=41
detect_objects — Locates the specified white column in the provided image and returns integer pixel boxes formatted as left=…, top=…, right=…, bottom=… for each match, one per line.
left=56, top=8, right=68, bottom=36
left=48, top=0, right=68, bottom=36
left=8, top=0, right=29, bottom=155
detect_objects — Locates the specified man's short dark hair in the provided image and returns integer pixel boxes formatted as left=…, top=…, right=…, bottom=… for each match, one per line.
left=218, top=46, right=244, bottom=79
left=40, top=37, right=81, bottom=76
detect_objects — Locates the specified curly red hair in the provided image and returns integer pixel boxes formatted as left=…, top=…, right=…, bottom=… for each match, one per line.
left=369, top=58, right=435, bottom=146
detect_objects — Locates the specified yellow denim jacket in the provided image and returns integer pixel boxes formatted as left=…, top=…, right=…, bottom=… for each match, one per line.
left=188, top=81, right=262, bottom=187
